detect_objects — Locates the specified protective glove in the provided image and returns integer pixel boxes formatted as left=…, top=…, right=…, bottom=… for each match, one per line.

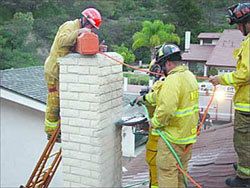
left=130, top=95, right=145, bottom=106
left=78, top=28, right=91, bottom=35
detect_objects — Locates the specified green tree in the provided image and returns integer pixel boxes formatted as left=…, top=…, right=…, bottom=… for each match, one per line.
left=0, top=12, right=40, bottom=69
left=112, top=44, right=135, bottom=65
left=132, top=20, right=180, bottom=59
left=2, top=12, right=34, bottom=49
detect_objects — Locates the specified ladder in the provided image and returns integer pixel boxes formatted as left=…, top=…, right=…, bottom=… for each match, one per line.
left=20, top=126, right=62, bottom=188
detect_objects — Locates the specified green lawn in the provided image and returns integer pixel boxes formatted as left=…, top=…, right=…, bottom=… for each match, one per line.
left=123, top=72, right=149, bottom=86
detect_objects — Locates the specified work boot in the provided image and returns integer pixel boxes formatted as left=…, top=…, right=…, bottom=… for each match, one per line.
left=225, top=176, right=250, bottom=187
left=47, top=132, right=61, bottom=143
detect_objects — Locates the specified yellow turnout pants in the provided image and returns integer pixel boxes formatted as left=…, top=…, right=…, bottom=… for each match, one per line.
left=146, top=128, right=159, bottom=188
left=156, top=138, right=192, bottom=188
left=45, top=74, right=60, bottom=135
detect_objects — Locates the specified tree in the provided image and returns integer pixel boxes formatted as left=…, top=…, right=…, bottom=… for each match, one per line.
left=0, top=12, right=40, bottom=69
left=112, top=43, right=135, bottom=65
left=132, top=20, right=180, bottom=59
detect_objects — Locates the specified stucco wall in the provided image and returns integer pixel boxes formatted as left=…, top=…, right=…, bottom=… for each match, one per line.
left=0, top=98, right=62, bottom=187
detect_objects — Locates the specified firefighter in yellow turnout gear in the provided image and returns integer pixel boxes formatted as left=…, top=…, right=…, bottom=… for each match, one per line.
left=44, top=8, right=102, bottom=138
left=135, top=56, right=164, bottom=188
left=136, top=44, right=199, bottom=188
left=209, top=3, right=250, bottom=187
left=144, top=81, right=163, bottom=188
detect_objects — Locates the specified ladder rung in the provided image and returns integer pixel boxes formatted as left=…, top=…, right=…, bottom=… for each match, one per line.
left=49, top=151, right=60, bottom=159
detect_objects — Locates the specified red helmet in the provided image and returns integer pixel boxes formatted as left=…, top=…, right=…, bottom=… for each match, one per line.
left=81, top=8, right=102, bottom=29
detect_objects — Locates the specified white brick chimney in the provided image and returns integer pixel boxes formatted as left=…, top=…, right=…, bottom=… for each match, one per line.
left=59, top=53, right=123, bottom=187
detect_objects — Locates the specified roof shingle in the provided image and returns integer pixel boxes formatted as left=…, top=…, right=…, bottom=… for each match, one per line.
left=122, top=123, right=237, bottom=188
left=182, top=44, right=215, bottom=62
left=206, top=29, right=244, bottom=67
left=0, top=66, right=47, bottom=103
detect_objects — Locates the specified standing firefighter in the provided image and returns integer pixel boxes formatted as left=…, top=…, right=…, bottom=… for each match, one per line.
left=209, top=3, right=250, bottom=187
left=136, top=44, right=199, bottom=188
left=44, top=8, right=102, bottom=140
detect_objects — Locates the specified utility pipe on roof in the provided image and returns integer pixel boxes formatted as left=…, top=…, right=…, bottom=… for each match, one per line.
left=185, top=31, right=191, bottom=52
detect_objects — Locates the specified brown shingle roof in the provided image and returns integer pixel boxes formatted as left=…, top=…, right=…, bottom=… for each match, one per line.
left=206, top=29, right=245, bottom=67
left=182, top=44, right=215, bottom=62
left=122, top=123, right=236, bottom=188
left=198, top=33, right=221, bottom=39
left=189, top=123, right=236, bottom=188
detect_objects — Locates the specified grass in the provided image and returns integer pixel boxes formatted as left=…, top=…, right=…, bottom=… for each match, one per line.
left=123, top=72, right=149, bottom=86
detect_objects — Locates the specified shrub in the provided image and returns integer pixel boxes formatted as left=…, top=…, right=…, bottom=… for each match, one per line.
left=123, top=72, right=149, bottom=85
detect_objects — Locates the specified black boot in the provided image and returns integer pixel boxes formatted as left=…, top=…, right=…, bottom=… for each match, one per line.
left=225, top=176, right=250, bottom=187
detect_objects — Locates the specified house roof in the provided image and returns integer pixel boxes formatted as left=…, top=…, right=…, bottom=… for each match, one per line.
left=198, top=33, right=221, bottom=39
left=0, top=66, right=47, bottom=104
left=206, top=29, right=245, bottom=67
left=182, top=44, right=215, bottom=62
left=0, top=66, right=143, bottom=111
left=122, top=123, right=236, bottom=188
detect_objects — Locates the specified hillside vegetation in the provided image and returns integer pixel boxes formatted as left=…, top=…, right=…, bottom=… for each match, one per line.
left=0, top=0, right=243, bottom=70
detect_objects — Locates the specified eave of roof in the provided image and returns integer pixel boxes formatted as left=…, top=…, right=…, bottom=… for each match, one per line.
left=198, top=33, right=221, bottom=39
left=0, top=87, right=46, bottom=112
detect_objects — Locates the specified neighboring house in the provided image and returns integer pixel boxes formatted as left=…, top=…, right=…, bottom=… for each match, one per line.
left=0, top=67, right=63, bottom=187
left=0, top=66, right=145, bottom=187
left=182, top=29, right=244, bottom=76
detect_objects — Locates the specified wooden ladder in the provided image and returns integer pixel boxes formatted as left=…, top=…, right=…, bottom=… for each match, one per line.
left=20, top=126, right=62, bottom=188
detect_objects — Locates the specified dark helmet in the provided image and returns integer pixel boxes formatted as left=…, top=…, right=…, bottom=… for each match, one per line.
left=155, top=44, right=181, bottom=65
left=227, top=3, right=250, bottom=25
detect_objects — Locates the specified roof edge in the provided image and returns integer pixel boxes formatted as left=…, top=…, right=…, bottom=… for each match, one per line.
left=0, top=87, right=46, bottom=112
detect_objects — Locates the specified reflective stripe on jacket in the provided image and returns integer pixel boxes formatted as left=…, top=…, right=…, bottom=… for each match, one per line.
left=218, top=34, right=250, bottom=112
left=44, top=19, right=80, bottom=80
left=148, top=66, right=199, bottom=145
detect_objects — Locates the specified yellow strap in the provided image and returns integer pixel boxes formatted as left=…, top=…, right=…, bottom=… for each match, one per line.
left=151, top=116, right=161, bottom=128
left=45, top=119, right=59, bottom=128
left=146, top=93, right=155, bottom=104
left=164, top=131, right=197, bottom=145
left=224, top=73, right=234, bottom=85
left=174, top=104, right=199, bottom=117
left=234, top=103, right=250, bottom=112
left=151, top=185, right=158, bottom=188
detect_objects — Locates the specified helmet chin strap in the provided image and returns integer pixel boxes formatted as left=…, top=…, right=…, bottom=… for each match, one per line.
left=243, top=23, right=248, bottom=36
left=80, top=17, right=90, bottom=28
left=161, top=64, right=168, bottom=76
left=80, top=17, right=85, bottom=28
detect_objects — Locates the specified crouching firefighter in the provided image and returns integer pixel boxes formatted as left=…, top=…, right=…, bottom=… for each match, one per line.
left=44, top=8, right=102, bottom=141
left=136, top=80, right=163, bottom=188
left=136, top=44, right=199, bottom=188
left=134, top=48, right=165, bottom=188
